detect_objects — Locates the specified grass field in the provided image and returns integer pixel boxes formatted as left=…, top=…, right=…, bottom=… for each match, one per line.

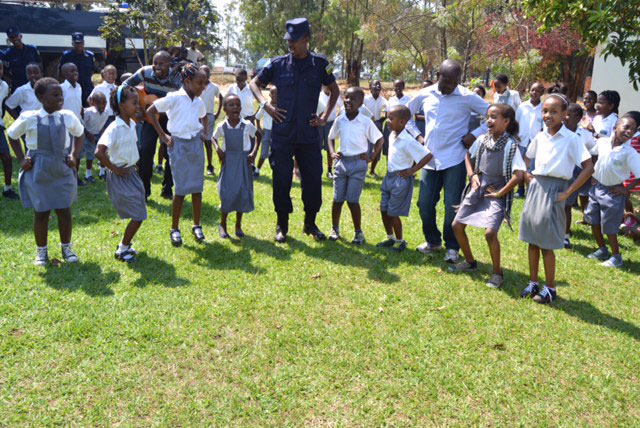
left=2, top=112, right=640, bottom=426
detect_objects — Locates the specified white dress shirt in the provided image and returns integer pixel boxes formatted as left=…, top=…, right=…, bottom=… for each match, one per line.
left=61, top=80, right=83, bottom=122
left=90, top=81, right=117, bottom=116
left=83, top=106, right=110, bottom=135
left=575, top=127, right=596, bottom=154
left=201, top=82, right=220, bottom=115
left=407, top=84, right=489, bottom=170
left=255, top=105, right=273, bottom=130
left=7, top=108, right=84, bottom=150
left=526, top=125, right=591, bottom=180
left=319, top=91, right=343, bottom=122
left=328, top=112, right=383, bottom=156
left=593, top=113, right=618, bottom=138
left=225, top=83, right=255, bottom=119
left=388, top=129, right=431, bottom=173
left=358, top=105, right=373, bottom=119
left=0, top=80, right=8, bottom=128
left=213, top=118, right=257, bottom=152
left=363, top=94, right=387, bottom=120
left=592, top=137, right=640, bottom=186
left=515, top=100, right=543, bottom=148
left=153, top=87, right=206, bottom=139
left=493, top=89, right=522, bottom=111
left=6, top=82, right=42, bottom=112
left=98, top=116, right=139, bottom=167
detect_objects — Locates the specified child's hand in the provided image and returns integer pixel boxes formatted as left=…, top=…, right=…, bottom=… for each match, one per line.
left=524, top=172, right=534, bottom=185
left=485, top=186, right=502, bottom=199
left=332, top=152, right=342, bottom=161
left=556, top=190, right=570, bottom=202
left=160, top=133, right=174, bottom=148
left=359, top=153, right=369, bottom=162
left=470, top=174, right=481, bottom=189
left=200, top=134, right=208, bottom=143
left=610, top=185, right=629, bottom=197
left=247, top=151, right=257, bottom=164
left=113, top=166, right=128, bottom=177
left=216, top=148, right=225, bottom=165
left=398, top=167, right=415, bottom=178
left=66, top=155, right=76, bottom=169
left=20, top=157, right=33, bottom=171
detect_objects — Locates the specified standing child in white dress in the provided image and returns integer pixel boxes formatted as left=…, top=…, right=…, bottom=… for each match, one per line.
left=7, top=78, right=85, bottom=265
left=147, top=63, right=209, bottom=246
left=95, top=86, right=148, bottom=262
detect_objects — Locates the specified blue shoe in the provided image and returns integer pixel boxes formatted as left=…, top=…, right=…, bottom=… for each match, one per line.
left=587, top=247, right=610, bottom=261
left=533, top=285, right=557, bottom=304
left=601, top=254, right=623, bottom=268
left=520, top=281, right=539, bottom=298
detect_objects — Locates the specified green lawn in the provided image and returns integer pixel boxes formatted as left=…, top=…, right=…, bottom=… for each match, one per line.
left=1, top=119, right=640, bottom=425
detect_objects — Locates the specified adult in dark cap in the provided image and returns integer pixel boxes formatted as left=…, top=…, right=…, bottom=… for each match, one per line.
left=59, top=32, right=98, bottom=107
left=250, top=17, right=340, bottom=243
left=3, top=27, right=42, bottom=93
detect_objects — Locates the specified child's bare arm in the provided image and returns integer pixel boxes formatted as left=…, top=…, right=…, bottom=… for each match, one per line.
left=486, top=170, right=524, bottom=198
left=370, top=137, right=384, bottom=163
left=95, top=145, right=127, bottom=176
left=399, top=153, right=433, bottom=177
left=201, top=115, right=209, bottom=142
left=328, top=138, right=340, bottom=160
left=147, top=105, right=172, bottom=147
left=8, top=137, right=31, bottom=170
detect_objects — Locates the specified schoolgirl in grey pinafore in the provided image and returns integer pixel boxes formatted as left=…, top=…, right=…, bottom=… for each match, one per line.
left=217, top=122, right=254, bottom=213
left=19, top=115, right=77, bottom=211
left=168, top=134, right=205, bottom=196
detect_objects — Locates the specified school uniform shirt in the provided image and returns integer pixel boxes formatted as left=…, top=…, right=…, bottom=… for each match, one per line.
left=593, top=113, right=618, bottom=138
left=575, top=127, right=596, bottom=154
left=388, top=129, right=431, bottom=173
left=328, top=112, right=383, bottom=156
left=225, top=83, right=255, bottom=119
left=624, top=132, right=640, bottom=191
left=363, top=94, right=387, bottom=121
left=0, top=80, right=8, bottom=128
left=493, top=89, right=522, bottom=111
left=61, top=80, right=83, bottom=122
left=89, top=81, right=117, bottom=116
left=83, top=106, right=110, bottom=135
left=152, top=87, right=206, bottom=139
left=255, top=105, right=273, bottom=130
left=97, top=116, right=139, bottom=167
left=386, top=94, right=411, bottom=112
left=407, top=84, right=489, bottom=170
left=358, top=105, right=374, bottom=119
left=7, top=108, right=84, bottom=150
left=5, top=82, right=42, bottom=112
left=213, top=119, right=257, bottom=152
left=201, top=82, right=220, bottom=115
left=515, top=100, right=543, bottom=148
left=319, top=91, right=344, bottom=122
left=591, top=137, right=640, bottom=186
left=526, top=125, right=592, bottom=180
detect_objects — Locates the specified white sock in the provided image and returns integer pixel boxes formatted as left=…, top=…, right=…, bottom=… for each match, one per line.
left=387, top=234, right=396, bottom=241
left=37, top=245, right=47, bottom=251
left=85, top=170, right=92, bottom=178
left=564, top=233, right=570, bottom=239
left=255, top=168, right=260, bottom=173
left=118, top=242, right=130, bottom=252
left=99, top=167, right=106, bottom=174
left=61, top=242, right=71, bottom=250
left=4, top=185, right=11, bottom=191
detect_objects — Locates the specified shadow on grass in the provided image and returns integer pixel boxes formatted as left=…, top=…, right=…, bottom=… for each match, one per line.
left=40, top=261, right=118, bottom=296
left=146, top=199, right=220, bottom=227
left=128, top=252, right=191, bottom=288
left=183, top=241, right=266, bottom=275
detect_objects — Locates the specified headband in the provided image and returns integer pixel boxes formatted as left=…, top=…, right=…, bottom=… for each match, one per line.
left=547, top=93, right=568, bottom=107
left=117, top=85, right=124, bottom=105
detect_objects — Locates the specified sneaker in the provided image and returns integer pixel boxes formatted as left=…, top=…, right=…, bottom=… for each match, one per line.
left=587, top=247, right=610, bottom=261
left=114, top=246, right=136, bottom=263
left=2, top=188, right=19, bottom=199
left=376, top=238, right=396, bottom=248
left=416, top=242, right=442, bottom=255
left=563, top=237, right=572, bottom=249
left=328, top=227, right=340, bottom=241
left=533, top=285, right=557, bottom=304
left=602, top=254, right=623, bottom=268
left=34, top=248, right=48, bottom=266
left=448, top=260, right=478, bottom=273
left=85, top=176, right=96, bottom=184
left=207, top=165, right=215, bottom=176
left=520, top=281, right=539, bottom=298
left=170, top=229, right=183, bottom=246
left=351, top=230, right=365, bottom=245
left=327, top=171, right=334, bottom=179
left=77, top=178, right=86, bottom=187
left=155, top=165, right=164, bottom=174
left=61, top=244, right=79, bottom=263
left=444, top=249, right=460, bottom=263
left=486, top=273, right=504, bottom=289
left=390, top=240, right=408, bottom=252
left=192, top=225, right=205, bottom=242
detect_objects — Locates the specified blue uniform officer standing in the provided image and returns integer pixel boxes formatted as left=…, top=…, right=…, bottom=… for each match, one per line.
left=3, top=27, right=41, bottom=93
left=250, top=18, right=340, bottom=243
left=59, top=32, right=96, bottom=107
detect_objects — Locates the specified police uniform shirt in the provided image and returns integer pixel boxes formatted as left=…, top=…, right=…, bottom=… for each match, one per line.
left=59, top=49, right=96, bottom=91
left=3, top=44, right=41, bottom=90
left=256, top=52, right=336, bottom=145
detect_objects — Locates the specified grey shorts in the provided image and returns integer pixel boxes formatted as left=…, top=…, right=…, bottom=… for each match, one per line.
left=82, top=134, right=98, bottom=160
left=381, top=170, right=414, bottom=217
left=584, top=182, right=626, bottom=235
left=0, top=127, right=9, bottom=155
left=260, top=129, right=272, bottom=160
left=205, top=113, right=215, bottom=140
left=333, top=155, right=367, bottom=203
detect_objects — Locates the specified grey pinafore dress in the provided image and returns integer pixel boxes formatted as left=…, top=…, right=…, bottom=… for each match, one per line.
left=217, top=122, right=254, bottom=213
left=106, top=166, right=148, bottom=221
left=19, top=115, right=77, bottom=211
left=519, top=175, right=568, bottom=250
left=455, top=148, right=507, bottom=231
left=168, top=133, right=205, bottom=196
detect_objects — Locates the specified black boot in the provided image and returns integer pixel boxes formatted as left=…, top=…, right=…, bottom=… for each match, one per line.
left=303, top=212, right=326, bottom=241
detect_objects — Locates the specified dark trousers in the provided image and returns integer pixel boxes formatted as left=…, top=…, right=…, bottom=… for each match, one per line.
left=270, top=142, right=323, bottom=229
left=417, top=160, right=467, bottom=251
left=138, top=122, right=173, bottom=197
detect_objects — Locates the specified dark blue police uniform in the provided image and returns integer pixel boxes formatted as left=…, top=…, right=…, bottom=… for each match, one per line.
left=60, top=33, right=96, bottom=107
left=3, top=44, right=41, bottom=92
left=256, top=22, right=336, bottom=231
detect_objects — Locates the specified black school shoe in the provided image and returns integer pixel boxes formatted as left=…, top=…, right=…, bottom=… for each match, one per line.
left=114, top=246, right=136, bottom=263
left=170, top=229, right=183, bottom=247
left=275, top=225, right=287, bottom=243
left=376, top=238, right=396, bottom=248
left=192, top=225, right=205, bottom=242
left=303, top=225, right=326, bottom=241
left=85, top=176, right=97, bottom=184
left=2, top=189, right=19, bottom=200
left=77, top=178, right=86, bottom=187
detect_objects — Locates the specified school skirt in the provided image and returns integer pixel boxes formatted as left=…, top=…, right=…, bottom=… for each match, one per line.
left=584, top=182, right=626, bottom=235
left=168, top=135, right=205, bottom=196
left=455, top=175, right=506, bottom=231
left=106, top=166, right=147, bottom=221
left=519, top=175, right=568, bottom=250
left=19, top=150, right=77, bottom=212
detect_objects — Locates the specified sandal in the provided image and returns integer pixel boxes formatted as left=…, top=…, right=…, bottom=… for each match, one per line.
left=218, top=224, right=230, bottom=239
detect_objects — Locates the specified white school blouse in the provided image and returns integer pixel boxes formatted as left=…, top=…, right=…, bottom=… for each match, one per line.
left=493, top=89, right=522, bottom=111
left=388, top=129, right=431, bottom=173
left=358, top=105, right=373, bottom=119
left=61, top=80, right=83, bottom=122
left=7, top=108, right=84, bottom=150
left=591, top=137, right=640, bottom=186
left=90, top=81, right=117, bottom=116
left=526, top=125, right=591, bottom=180
left=328, top=112, right=383, bottom=156
left=98, top=116, right=139, bottom=167
left=0, top=80, right=8, bottom=128
left=255, top=105, right=273, bottom=131
left=5, top=82, right=42, bottom=112
left=575, top=127, right=596, bottom=154
left=153, top=87, right=206, bottom=139
left=592, top=113, right=618, bottom=138
left=319, top=91, right=343, bottom=122
left=201, top=82, right=220, bottom=115
left=83, top=106, right=110, bottom=135
left=363, top=94, right=387, bottom=121
left=225, top=83, right=255, bottom=118
left=213, top=119, right=257, bottom=152
left=515, top=100, right=543, bottom=148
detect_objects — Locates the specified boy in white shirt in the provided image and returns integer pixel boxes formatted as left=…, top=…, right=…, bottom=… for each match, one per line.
left=0, top=62, right=19, bottom=199
left=364, top=80, right=387, bottom=176
left=200, top=65, right=223, bottom=176
left=255, top=86, right=277, bottom=177
left=376, top=105, right=432, bottom=252
left=225, top=69, right=255, bottom=121
left=327, top=87, right=383, bottom=244
left=60, top=62, right=86, bottom=185
left=381, top=79, right=411, bottom=174
left=89, top=64, right=117, bottom=123
left=6, top=63, right=43, bottom=117
left=82, top=92, right=110, bottom=183
left=319, top=85, right=344, bottom=178
left=515, top=81, right=545, bottom=197
left=585, top=115, right=640, bottom=268
left=493, top=74, right=522, bottom=111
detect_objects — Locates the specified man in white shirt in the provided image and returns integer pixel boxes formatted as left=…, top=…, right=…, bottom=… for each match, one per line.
left=225, top=69, right=255, bottom=121
left=407, top=59, right=489, bottom=262
left=515, top=81, right=545, bottom=197
left=186, top=41, right=205, bottom=64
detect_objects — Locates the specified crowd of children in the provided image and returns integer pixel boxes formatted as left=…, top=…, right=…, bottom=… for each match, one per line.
left=2, top=54, right=640, bottom=306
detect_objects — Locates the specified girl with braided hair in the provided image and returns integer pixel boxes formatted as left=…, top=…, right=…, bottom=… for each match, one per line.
left=147, top=62, right=209, bottom=247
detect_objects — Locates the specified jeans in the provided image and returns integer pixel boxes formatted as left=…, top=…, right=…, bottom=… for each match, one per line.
left=417, top=160, right=467, bottom=250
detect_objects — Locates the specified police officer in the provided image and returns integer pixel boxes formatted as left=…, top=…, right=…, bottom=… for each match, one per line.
left=3, top=27, right=41, bottom=93
left=59, top=32, right=97, bottom=107
left=250, top=18, right=340, bottom=243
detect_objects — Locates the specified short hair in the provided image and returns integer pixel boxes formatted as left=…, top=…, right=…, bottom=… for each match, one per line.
left=61, top=62, right=77, bottom=74
left=585, top=90, right=597, bottom=99
left=101, top=64, right=116, bottom=74
left=599, top=90, right=621, bottom=114
left=622, top=111, right=640, bottom=129
left=200, top=65, right=211, bottom=74
left=154, top=50, right=171, bottom=62
left=567, top=103, right=584, bottom=117
left=109, top=85, right=137, bottom=115
left=488, top=103, right=519, bottom=137
left=393, top=79, right=405, bottom=86
left=26, top=62, right=41, bottom=73
left=495, top=74, right=509, bottom=85
left=346, top=86, right=365, bottom=102
left=473, top=84, right=486, bottom=98
left=34, top=77, right=59, bottom=98
left=390, top=104, right=411, bottom=122
left=235, top=68, right=248, bottom=77
left=223, top=93, right=241, bottom=107
left=90, top=91, right=107, bottom=103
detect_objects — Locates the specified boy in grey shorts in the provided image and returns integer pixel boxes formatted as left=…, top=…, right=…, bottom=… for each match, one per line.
left=376, top=105, right=432, bottom=252
left=327, top=87, right=383, bottom=244
left=82, top=92, right=109, bottom=183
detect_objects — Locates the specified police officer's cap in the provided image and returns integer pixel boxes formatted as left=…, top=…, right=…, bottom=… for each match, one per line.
left=72, top=32, right=85, bottom=43
left=283, top=18, right=311, bottom=41
left=6, top=27, right=20, bottom=38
